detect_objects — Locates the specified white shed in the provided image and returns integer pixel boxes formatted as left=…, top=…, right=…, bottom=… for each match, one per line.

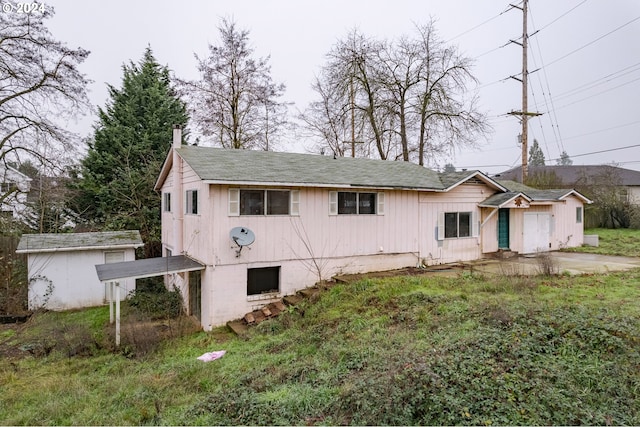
left=16, top=231, right=144, bottom=310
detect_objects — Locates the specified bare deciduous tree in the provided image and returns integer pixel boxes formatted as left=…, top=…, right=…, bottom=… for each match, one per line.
left=0, top=4, right=90, bottom=178
left=179, top=19, right=287, bottom=150
left=304, top=21, right=490, bottom=166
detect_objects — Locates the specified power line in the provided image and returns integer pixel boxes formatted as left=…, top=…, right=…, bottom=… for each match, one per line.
left=549, top=143, right=640, bottom=162
left=561, top=119, right=640, bottom=142
left=528, top=5, right=564, bottom=155
left=550, top=61, right=640, bottom=101
left=535, top=0, right=588, bottom=33
left=544, top=15, right=640, bottom=68
left=550, top=75, right=640, bottom=111
left=446, top=4, right=514, bottom=43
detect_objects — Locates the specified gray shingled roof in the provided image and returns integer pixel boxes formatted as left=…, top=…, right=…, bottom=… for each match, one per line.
left=17, top=231, right=143, bottom=254
left=479, top=192, right=529, bottom=208
left=496, top=180, right=591, bottom=203
left=176, top=146, right=446, bottom=190
left=495, top=165, right=640, bottom=186
left=95, top=255, right=205, bottom=282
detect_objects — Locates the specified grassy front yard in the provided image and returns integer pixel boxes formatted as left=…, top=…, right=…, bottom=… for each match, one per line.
left=2, top=265, right=640, bottom=425
left=564, top=228, right=640, bottom=257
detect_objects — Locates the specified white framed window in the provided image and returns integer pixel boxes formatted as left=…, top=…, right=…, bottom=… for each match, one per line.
left=163, top=192, right=171, bottom=212
left=228, top=189, right=298, bottom=216
left=186, top=189, right=198, bottom=214
left=576, top=206, right=583, bottom=223
left=329, top=191, right=382, bottom=215
left=438, top=211, right=478, bottom=240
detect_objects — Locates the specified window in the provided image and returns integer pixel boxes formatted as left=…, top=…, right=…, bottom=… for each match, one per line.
left=186, top=190, right=198, bottom=214
left=231, top=189, right=297, bottom=216
left=163, top=192, right=171, bottom=212
left=240, top=189, right=264, bottom=215
left=338, top=192, right=357, bottom=214
left=576, top=206, right=583, bottom=223
left=104, top=251, right=124, bottom=264
left=0, top=183, right=17, bottom=194
left=442, top=211, right=473, bottom=239
left=267, top=190, right=290, bottom=215
left=247, top=266, right=280, bottom=295
left=333, top=191, right=377, bottom=215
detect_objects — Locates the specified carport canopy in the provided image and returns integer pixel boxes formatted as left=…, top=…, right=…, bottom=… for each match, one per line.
left=95, top=255, right=205, bottom=282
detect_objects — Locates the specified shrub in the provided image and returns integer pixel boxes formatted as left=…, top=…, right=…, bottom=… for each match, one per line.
left=126, top=285, right=183, bottom=320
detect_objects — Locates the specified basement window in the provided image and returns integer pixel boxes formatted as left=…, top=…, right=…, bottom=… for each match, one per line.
left=247, top=266, right=280, bottom=295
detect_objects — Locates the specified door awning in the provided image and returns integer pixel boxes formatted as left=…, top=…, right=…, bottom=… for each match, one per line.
left=95, top=255, right=205, bottom=282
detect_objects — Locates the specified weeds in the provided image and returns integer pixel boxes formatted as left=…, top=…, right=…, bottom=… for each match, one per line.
left=2, top=270, right=640, bottom=425
left=534, top=251, right=560, bottom=276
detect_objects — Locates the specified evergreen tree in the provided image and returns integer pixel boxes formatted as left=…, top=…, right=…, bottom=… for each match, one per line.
left=72, top=47, right=188, bottom=257
left=443, top=163, right=456, bottom=173
left=557, top=151, right=573, bottom=165
left=528, top=139, right=546, bottom=166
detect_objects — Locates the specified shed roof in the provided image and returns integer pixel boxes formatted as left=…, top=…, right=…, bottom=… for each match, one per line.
left=95, top=255, right=205, bottom=282
left=17, top=230, right=144, bottom=254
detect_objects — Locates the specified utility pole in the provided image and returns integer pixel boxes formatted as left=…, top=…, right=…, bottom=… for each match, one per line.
left=508, top=0, right=541, bottom=183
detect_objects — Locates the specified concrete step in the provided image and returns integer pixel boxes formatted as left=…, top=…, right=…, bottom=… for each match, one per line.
left=283, top=294, right=303, bottom=306
left=228, top=282, right=333, bottom=336
left=227, top=320, right=249, bottom=336
left=298, top=288, right=320, bottom=299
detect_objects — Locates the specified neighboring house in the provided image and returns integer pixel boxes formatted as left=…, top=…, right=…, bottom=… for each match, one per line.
left=150, top=128, right=590, bottom=330
left=495, top=165, right=640, bottom=205
left=0, top=164, right=32, bottom=220
left=16, top=231, right=143, bottom=310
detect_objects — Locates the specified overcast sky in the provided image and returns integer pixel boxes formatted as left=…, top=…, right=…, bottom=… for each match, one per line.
left=47, top=0, right=640, bottom=174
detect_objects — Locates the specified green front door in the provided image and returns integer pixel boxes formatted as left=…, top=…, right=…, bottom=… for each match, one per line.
left=498, top=208, right=510, bottom=249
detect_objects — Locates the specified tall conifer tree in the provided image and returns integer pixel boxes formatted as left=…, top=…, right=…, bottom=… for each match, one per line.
left=73, top=47, right=188, bottom=257
left=528, top=139, right=546, bottom=167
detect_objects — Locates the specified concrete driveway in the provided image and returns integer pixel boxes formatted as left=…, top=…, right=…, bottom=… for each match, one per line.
left=469, top=251, right=640, bottom=276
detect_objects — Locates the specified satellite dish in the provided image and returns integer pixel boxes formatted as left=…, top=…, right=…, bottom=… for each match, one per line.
left=230, top=227, right=255, bottom=257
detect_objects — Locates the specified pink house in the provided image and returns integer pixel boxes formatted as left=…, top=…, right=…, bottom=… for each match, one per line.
left=154, top=128, right=590, bottom=330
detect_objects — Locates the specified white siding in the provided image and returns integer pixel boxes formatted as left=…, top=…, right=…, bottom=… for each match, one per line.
left=28, top=249, right=136, bottom=311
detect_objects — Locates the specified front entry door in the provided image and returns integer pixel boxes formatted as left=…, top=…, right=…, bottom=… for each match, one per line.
left=498, top=209, right=510, bottom=249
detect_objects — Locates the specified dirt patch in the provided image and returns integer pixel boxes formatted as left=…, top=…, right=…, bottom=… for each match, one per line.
left=333, top=264, right=474, bottom=283
left=0, top=322, right=30, bottom=360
